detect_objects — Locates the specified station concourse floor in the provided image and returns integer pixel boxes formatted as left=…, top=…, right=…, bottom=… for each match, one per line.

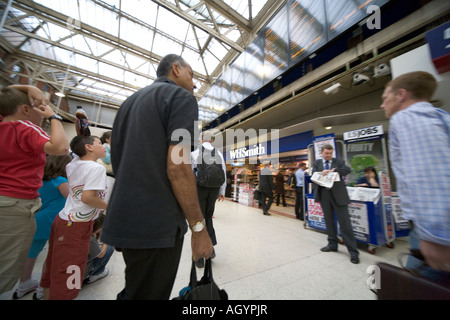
left=7, top=198, right=409, bottom=301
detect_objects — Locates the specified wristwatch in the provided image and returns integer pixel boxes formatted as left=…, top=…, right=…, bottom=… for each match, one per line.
left=48, top=114, right=63, bottom=122
left=190, top=220, right=205, bottom=233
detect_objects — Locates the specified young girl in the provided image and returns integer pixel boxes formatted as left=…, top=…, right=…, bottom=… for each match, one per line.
left=13, top=154, right=72, bottom=300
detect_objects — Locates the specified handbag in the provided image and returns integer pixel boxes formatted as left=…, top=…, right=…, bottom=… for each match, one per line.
left=376, top=250, right=450, bottom=300
left=173, top=259, right=228, bottom=300
left=254, top=189, right=262, bottom=201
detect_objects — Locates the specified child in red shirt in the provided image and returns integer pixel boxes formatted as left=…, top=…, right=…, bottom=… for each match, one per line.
left=0, top=85, right=69, bottom=295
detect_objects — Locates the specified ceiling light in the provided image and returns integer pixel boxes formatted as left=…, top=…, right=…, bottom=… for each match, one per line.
left=323, top=83, right=341, bottom=95
left=325, top=126, right=333, bottom=130
left=55, top=92, right=65, bottom=97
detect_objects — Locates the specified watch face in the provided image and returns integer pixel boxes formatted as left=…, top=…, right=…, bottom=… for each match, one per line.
left=192, top=221, right=204, bottom=232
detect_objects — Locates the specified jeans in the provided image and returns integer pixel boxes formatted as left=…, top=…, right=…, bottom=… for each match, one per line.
left=90, top=245, right=114, bottom=276
left=406, top=227, right=450, bottom=285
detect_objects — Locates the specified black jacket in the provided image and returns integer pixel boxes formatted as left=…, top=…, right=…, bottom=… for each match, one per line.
left=312, top=158, right=351, bottom=206
left=259, top=167, right=275, bottom=195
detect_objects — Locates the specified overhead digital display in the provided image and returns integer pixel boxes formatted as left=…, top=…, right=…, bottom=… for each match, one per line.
left=198, top=0, right=392, bottom=124
left=326, top=0, right=389, bottom=40
left=289, top=0, right=327, bottom=65
left=218, top=69, right=232, bottom=112
left=244, top=34, right=265, bottom=93
left=263, top=5, right=289, bottom=84
left=230, top=53, right=246, bottom=106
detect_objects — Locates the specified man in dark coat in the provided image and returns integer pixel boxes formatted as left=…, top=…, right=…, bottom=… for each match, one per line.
left=312, top=144, right=359, bottom=264
left=259, top=161, right=275, bottom=215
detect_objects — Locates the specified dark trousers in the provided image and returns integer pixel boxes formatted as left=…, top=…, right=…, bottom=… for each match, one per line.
left=276, top=193, right=286, bottom=206
left=319, top=189, right=358, bottom=255
left=260, top=192, right=274, bottom=214
left=197, top=185, right=220, bottom=246
left=295, top=187, right=304, bottom=220
left=117, top=233, right=184, bottom=300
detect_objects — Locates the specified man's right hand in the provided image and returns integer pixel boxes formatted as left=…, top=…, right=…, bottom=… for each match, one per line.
left=191, top=229, right=213, bottom=262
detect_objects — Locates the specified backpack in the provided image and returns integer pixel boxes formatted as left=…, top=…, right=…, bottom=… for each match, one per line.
left=195, top=146, right=225, bottom=188
left=287, top=173, right=297, bottom=188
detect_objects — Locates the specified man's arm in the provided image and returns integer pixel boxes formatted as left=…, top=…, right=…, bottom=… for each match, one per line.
left=334, top=159, right=351, bottom=176
left=167, top=144, right=213, bottom=261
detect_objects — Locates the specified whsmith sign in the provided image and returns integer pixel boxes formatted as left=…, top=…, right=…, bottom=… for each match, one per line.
left=228, top=144, right=267, bottom=160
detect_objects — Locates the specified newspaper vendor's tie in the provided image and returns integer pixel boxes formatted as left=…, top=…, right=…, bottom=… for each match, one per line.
left=324, top=160, right=330, bottom=170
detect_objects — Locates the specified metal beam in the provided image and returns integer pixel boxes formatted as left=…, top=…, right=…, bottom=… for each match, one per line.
left=151, top=0, right=244, bottom=53
left=203, top=0, right=251, bottom=33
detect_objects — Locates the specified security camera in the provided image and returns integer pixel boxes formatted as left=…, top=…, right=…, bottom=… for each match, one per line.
left=353, top=73, right=370, bottom=86
left=373, top=63, right=391, bottom=77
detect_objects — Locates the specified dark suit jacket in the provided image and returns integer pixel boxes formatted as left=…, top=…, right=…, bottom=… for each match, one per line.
left=312, top=158, right=351, bottom=206
left=259, top=167, right=275, bottom=195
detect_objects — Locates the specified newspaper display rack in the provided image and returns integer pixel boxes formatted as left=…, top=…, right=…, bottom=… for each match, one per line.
left=304, top=174, right=397, bottom=254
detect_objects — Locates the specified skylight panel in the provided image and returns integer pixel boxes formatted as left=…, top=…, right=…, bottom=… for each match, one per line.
left=151, top=33, right=182, bottom=58
left=120, top=0, right=159, bottom=26
left=156, top=6, right=191, bottom=42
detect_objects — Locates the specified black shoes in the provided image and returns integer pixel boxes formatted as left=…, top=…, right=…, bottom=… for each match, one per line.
left=320, top=245, right=338, bottom=252
left=350, top=254, right=360, bottom=264
left=321, top=245, right=360, bottom=264
left=263, top=211, right=271, bottom=216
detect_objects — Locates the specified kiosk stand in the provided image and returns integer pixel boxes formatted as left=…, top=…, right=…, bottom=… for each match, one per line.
left=304, top=126, right=410, bottom=254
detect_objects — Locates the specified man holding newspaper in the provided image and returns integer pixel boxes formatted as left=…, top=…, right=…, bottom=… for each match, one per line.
left=312, top=144, right=360, bottom=264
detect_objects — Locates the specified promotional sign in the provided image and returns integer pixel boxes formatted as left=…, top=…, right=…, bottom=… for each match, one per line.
left=313, top=133, right=336, bottom=160
left=347, top=202, right=370, bottom=242
left=379, top=171, right=395, bottom=242
left=426, top=22, right=450, bottom=74
left=344, top=125, right=388, bottom=186
left=306, top=198, right=326, bottom=231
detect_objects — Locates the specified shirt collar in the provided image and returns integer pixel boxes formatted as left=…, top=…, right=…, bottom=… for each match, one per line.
left=155, top=76, right=177, bottom=86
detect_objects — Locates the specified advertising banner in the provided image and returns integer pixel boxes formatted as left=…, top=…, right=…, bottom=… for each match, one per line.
left=306, top=198, right=327, bottom=231
left=344, top=125, right=388, bottom=186
left=313, top=133, right=336, bottom=160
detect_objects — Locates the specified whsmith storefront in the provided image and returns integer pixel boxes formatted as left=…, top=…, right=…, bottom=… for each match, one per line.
left=221, top=130, right=313, bottom=205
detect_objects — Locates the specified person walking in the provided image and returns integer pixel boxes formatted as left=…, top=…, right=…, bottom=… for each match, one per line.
left=191, top=130, right=226, bottom=267
left=381, top=71, right=450, bottom=280
left=259, top=161, right=275, bottom=216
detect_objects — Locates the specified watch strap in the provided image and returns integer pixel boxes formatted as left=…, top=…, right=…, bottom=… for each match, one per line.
left=48, top=114, right=62, bottom=121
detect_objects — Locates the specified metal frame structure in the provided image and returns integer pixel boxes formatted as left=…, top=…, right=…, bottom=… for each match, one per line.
left=0, top=0, right=285, bottom=120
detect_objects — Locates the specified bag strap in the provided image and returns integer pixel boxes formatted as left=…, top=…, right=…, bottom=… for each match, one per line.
left=189, top=258, right=214, bottom=288
left=204, top=258, right=213, bottom=281
left=189, top=260, right=198, bottom=288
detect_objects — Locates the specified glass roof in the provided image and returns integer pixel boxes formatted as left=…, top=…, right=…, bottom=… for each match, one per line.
left=0, top=0, right=283, bottom=124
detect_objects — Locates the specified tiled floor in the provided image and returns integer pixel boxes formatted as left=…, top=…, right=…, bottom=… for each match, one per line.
left=3, top=199, right=409, bottom=300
